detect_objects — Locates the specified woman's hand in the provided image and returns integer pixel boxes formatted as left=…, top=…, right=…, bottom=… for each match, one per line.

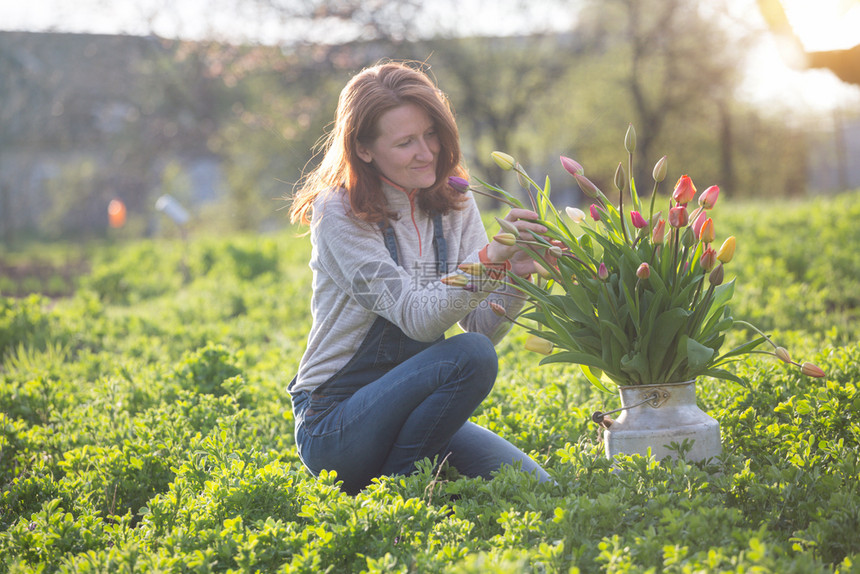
left=485, top=208, right=551, bottom=277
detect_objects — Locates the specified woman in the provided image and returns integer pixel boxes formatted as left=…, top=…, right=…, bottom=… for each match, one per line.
left=288, top=61, right=551, bottom=494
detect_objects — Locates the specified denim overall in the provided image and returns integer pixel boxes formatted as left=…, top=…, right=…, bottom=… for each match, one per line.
left=290, top=215, right=550, bottom=493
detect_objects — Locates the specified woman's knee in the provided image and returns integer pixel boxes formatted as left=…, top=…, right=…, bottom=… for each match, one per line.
left=451, top=332, right=498, bottom=388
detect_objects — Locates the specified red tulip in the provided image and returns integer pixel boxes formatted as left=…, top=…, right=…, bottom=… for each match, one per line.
left=668, top=205, right=688, bottom=228
left=630, top=210, right=648, bottom=229
left=700, top=247, right=717, bottom=271
left=672, top=175, right=697, bottom=205
left=801, top=362, right=826, bottom=378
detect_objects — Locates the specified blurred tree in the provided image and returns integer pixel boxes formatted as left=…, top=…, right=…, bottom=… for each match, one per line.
left=0, top=40, right=52, bottom=245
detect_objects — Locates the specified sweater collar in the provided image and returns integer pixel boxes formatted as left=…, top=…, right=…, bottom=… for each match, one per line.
left=380, top=176, right=419, bottom=210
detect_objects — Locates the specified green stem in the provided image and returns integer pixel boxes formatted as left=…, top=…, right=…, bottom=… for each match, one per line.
left=733, top=320, right=778, bottom=349
left=648, top=180, right=660, bottom=223
left=469, top=187, right=520, bottom=208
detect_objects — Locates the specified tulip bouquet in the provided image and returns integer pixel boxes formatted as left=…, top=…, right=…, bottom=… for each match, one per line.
left=447, top=125, right=825, bottom=391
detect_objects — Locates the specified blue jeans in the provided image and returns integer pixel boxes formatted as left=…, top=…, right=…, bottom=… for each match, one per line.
left=291, top=328, right=550, bottom=494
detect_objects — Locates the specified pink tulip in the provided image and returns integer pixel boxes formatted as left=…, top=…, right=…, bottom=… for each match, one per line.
left=575, top=174, right=601, bottom=199
left=691, top=210, right=707, bottom=239
left=651, top=219, right=666, bottom=244
left=630, top=210, right=648, bottom=229
left=560, top=155, right=584, bottom=177
left=590, top=204, right=601, bottom=221
left=698, top=185, right=720, bottom=209
left=636, top=262, right=651, bottom=279
left=598, top=262, right=609, bottom=281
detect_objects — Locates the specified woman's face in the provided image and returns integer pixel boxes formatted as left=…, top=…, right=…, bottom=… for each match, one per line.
left=356, top=103, right=440, bottom=191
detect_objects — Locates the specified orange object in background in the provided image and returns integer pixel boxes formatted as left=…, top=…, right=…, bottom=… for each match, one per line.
left=108, top=199, right=127, bottom=228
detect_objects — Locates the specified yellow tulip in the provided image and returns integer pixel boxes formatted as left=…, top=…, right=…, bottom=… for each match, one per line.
left=717, top=236, right=736, bottom=264
left=524, top=334, right=554, bottom=355
left=491, top=151, right=516, bottom=171
left=440, top=274, right=468, bottom=287
left=458, top=262, right=485, bottom=276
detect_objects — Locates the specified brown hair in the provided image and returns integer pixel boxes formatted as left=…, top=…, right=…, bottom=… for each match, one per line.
left=289, top=61, right=467, bottom=225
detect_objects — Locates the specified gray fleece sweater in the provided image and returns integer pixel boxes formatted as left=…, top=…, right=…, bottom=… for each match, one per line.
left=292, top=182, right=526, bottom=394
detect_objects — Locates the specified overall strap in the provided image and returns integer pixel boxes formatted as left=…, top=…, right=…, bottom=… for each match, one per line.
left=432, top=213, right=448, bottom=274
left=379, top=222, right=399, bottom=265
left=378, top=214, right=447, bottom=273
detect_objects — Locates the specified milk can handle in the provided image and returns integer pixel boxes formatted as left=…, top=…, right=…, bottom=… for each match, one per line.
left=591, top=390, right=668, bottom=425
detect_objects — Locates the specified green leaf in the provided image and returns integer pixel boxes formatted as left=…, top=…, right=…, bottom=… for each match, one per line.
left=686, top=337, right=715, bottom=371
left=581, top=364, right=615, bottom=393
left=539, top=351, right=612, bottom=374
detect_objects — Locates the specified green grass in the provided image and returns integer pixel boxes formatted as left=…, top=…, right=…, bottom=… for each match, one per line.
left=1, top=192, right=859, bottom=572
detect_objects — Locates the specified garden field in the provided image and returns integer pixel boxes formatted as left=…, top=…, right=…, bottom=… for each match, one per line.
left=2, top=192, right=860, bottom=573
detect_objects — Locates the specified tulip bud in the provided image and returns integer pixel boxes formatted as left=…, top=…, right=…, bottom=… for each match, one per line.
left=651, top=219, right=666, bottom=244
left=630, top=210, right=648, bottom=229
left=652, top=155, right=668, bottom=183
left=534, top=263, right=552, bottom=280
left=516, top=163, right=529, bottom=189
left=699, top=218, right=715, bottom=244
left=681, top=226, right=696, bottom=248
left=489, top=301, right=507, bottom=317
left=775, top=347, right=792, bottom=363
left=491, top=151, right=516, bottom=171
left=636, top=262, right=650, bottom=279
left=717, top=236, right=736, bottom=264
left=801, top=362, right=826, bottom=378
left=668, top=205, right=688, bottom=228
left=548, top=245, right=563, bottom=258
left=625, top=123, right=637, bottom=153
left=574, top=173, right=601, bottom=199
left=493, top=232, right=517, bottom=246
left=708, top=262, right=724, bottom=286
left=458, top=262, right=485, bottom=276
left=598, top=262, right=609, bottom=281
left=441, top=274, right=469, bottom=287
left=565, top=206, right=585, bottom=223
left=560, top=155, right=584, bottom=177
left=698, top=185, right=720, bottom=210
left=525, top=334, right=554, bottom=355
left=614, top=162, right=626, bottom=192
left=700, top=247, right=717, bottom=271
left=672, top=175, right=697, bottom=205
left=590, top=204, right=601, bottom=221
left=495, top=217, right=521, bottom=238
left=448, top=176, right=470, bottom=194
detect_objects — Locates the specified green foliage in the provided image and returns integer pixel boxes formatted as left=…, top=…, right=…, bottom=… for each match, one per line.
left=1, top=196, right=860, bottom=572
